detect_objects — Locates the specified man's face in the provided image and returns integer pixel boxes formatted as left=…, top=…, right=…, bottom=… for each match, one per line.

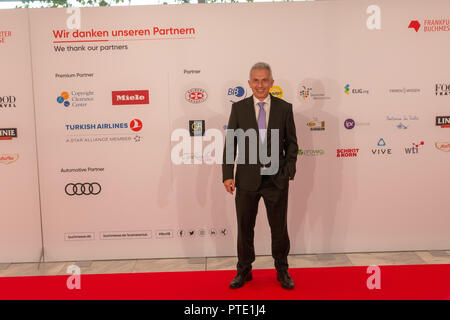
left=248, top=68, right=274, bottom=101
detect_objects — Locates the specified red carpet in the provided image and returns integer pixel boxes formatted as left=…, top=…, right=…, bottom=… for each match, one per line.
left=0, top=264, right=449, bottom=300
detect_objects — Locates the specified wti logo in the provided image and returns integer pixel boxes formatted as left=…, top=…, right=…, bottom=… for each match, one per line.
left=185, top=88, right=207, bottom=104
left=112, top=90, right=149, bottom=105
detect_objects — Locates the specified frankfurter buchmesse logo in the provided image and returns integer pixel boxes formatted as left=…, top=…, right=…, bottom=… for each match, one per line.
left=0, top=128, right=17, bottom=140
left=408, top=20, right=421, bottom=32
left=409, top=19, right=450, bottom=32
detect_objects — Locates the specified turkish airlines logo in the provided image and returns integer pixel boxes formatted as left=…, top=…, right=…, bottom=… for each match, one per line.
left=185, top=88, right=207, bottom=104
left=130, top=119, right=143, bottom=132
left=65, top=183, right=101, bottom=196
left=408, top=20, right=421, bottom=32
left=0, top=154, right=18, bottom=164
left=112, top=90, right=149, bottom=105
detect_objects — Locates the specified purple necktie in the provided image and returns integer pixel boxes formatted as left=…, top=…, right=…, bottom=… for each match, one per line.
left=257, top=101, right=266, bottom=143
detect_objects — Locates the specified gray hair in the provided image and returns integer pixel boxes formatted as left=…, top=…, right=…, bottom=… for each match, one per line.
left=249, top=62, right=273, bottom=80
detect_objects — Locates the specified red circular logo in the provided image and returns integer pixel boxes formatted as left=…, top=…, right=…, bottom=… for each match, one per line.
left=130, top=119, right=143, bottom=132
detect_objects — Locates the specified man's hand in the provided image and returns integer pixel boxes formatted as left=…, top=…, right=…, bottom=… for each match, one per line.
left=223, top=179, right=235, bottom=195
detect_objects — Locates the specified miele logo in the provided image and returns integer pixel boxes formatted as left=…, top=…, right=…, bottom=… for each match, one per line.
left=112, top=90, right=149, bottom=105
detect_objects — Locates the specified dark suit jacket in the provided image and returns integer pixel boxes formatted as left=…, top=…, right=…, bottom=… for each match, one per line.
left=222, top=94, right=298, bottom=191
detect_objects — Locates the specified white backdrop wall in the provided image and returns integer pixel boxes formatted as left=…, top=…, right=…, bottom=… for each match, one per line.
left=2, top=0, right=450, bottom=262
left=0, top=9, right=43, bottom=263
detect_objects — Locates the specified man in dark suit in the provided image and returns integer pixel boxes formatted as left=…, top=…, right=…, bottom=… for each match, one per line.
left=222, top=62, right=298, bottom=289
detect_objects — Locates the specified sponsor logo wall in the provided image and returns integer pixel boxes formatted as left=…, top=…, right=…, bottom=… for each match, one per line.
left=2, top=0, right=450, bottom=262
left=0, top=9, right=42, bottom=263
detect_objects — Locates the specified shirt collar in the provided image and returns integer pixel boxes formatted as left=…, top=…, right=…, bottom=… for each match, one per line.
left=253, top=94, right=271, bottom=107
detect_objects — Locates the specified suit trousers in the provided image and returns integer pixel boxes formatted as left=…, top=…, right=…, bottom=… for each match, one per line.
left=235, top=175, right=290, bottom=275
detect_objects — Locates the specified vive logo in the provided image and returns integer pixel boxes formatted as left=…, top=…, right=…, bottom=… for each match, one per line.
left=372, top=138, right=392, bottom=155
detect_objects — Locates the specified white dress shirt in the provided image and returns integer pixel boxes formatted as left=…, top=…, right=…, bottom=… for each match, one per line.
left=253, top=95, right=271, bottom=128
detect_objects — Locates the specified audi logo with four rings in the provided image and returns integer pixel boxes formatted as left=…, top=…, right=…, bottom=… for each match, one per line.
left=65, top=183, right=102, bottom=196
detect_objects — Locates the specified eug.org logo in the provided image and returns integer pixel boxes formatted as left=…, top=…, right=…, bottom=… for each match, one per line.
left=344, top=84, right=369, bottom=95
left=436, top=116, right=450, bottom=128
left=189, top=120, right=205, bottom=136
left=0, top=128, right=17, bottom=140
left=269, top=85, right=283, bottom=99
left=185, top=88, right=207, bottom=104
left=227, top=86, right=247, bottom=103
left=65, top=182, right=101, bottom=196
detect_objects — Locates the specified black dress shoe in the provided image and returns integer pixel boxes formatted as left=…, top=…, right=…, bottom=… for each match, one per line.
left=229, top=272, right=253, bottom=289
left=277, top=270, right=294, bottom=289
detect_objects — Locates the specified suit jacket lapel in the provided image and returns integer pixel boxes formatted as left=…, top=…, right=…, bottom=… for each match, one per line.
left=268, top=94, right=276, bottom=130
left=247, top=95, right=259, bottom=131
